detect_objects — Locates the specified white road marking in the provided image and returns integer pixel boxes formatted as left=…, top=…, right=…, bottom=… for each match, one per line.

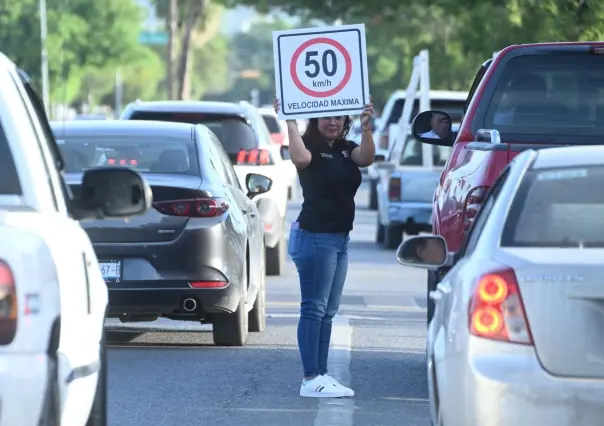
left=313, top=316, right=356, bottom=426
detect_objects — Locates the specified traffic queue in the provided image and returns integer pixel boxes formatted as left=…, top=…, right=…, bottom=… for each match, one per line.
left=395, top=41, right=604, bottom=426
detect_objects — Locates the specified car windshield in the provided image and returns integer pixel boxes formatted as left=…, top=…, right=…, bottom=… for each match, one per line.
left=262, top=115, right=281, bottom=134
left=55, top=135, right=200, bottom=175
left=502, top=166, right=604, bottom=247
left=483, top=54, right=604, bottom=141
left=127, top=111, right=258, bottom=154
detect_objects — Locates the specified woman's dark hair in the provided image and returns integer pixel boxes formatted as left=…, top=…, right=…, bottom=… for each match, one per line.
left=302, top=116, right=352, bottom=141
left=401, top=239, right=426, bottom=261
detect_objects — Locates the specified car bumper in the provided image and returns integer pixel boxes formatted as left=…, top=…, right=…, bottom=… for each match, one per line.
left=107, top=280, right=242, bottom=316
left=385, top=201, right=432, bottom=228
left=0, top=353, right=47, bottom=426
left=443, top=339, right=604, bottom=426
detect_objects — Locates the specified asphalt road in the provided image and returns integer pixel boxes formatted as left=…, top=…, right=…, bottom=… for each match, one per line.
left=105, top=182, right=430, bottom=426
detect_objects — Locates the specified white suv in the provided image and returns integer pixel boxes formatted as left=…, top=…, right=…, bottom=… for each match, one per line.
left=0, top=55, right=151, bottom=425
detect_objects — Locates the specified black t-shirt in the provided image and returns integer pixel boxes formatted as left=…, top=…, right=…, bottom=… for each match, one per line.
left=296, top=137, right=362, bottom=233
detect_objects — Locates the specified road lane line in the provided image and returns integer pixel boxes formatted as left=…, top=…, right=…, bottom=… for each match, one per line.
left=313, top=316, right=355, bottom=426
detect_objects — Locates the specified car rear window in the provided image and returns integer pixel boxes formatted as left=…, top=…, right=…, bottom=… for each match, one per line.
left=483, top=54, right=604, bottom=140
left=0, top=122, right=21, bottom=195
left=56, top=135, right=200, bottom=176
left=262, top=115, right=281, bottom=134
left=127, top=111, right=258, bottom=153
left=502, top=166, right=604, bottom=247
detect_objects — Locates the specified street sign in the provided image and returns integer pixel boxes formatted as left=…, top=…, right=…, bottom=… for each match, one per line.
left=139, top=31, right=168, bottom=45
left=272, top=24, right=370, bottom=120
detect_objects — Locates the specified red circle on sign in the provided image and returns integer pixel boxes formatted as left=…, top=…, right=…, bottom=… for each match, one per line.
left=289, top=37, right=353, bottom=98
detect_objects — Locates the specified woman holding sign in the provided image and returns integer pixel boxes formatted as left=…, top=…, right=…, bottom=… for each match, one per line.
left=274, top=97, right=376, bottom=398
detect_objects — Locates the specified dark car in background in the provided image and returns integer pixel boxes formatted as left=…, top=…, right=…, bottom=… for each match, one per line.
left=120, top=100, right=288, bottom=276
left=51, top=120, right=271, bottom=346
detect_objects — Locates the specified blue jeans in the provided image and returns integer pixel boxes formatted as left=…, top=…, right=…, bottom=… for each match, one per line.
left=288, top=227, right=349, bottom=377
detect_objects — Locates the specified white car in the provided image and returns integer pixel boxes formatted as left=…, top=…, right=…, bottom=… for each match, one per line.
left=0, top=56, right=150, bottom=425
left=397, top=146, right=604, bottom=426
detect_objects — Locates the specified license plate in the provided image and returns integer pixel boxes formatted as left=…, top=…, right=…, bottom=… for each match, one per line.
left=99, top=261, right=121, bottom=281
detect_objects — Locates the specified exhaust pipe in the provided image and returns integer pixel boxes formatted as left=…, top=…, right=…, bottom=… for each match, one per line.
left=182, top=298, right=197, bottom=312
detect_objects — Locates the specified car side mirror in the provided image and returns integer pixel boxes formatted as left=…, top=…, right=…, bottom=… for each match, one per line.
left=245, top=173, right=273, bottom=199
left=280, top=145, right=290, bottom=160
left=411, top=110, right=454, bottom=147
left=395, top=235, right=452, bottom=270
left=374, top=154, right=386, bottom=162
left=73, top=167, right=152, bottom=220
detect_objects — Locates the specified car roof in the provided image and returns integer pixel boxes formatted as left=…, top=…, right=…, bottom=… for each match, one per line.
left=50, top=119, right=196, bottom=139
left=389, top=90, right=468, bottom=101
left=532, top=146, right=604, bottom=169
left=127, top=100, right=248, bottom=117
left=257, top=107, right=277, bottom=116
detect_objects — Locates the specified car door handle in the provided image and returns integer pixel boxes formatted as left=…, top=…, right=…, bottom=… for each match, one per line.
left=429, top=290, right=443, bottom=301
left=437, top=282, right=452, bottom=294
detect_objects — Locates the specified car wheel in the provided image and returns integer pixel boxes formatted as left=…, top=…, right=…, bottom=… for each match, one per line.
left=249, top=249, right=266, bottom=332
left=212, top=256, right=249, bottom=346
left=375, top=215, right=385, bottom=244
left=427, top=270, right=437, bottom=325
left=369, top=180, right=378, bottom=210
left=384, top=224, right=403, bottom=249
left=40, top=354, right=61, bottom=426
left=86, top=328, right=107, bottom=426
left=265, top=234, right=284, bottom=276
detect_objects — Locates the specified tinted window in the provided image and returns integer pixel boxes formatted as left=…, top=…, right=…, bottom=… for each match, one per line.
left=128, top=111, right=258, bottom=153
left=56, top=135, right=200, bottom=175
left=0, top=123, right=21, bottom=194
left=502, top=166, right=604, bottom=247
left=484, top=54, right=604, bottom=138
left=262, top=115, right=281, bottom=133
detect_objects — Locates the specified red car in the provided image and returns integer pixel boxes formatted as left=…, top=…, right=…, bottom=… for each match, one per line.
left=412, top=41, right=604, bottom=323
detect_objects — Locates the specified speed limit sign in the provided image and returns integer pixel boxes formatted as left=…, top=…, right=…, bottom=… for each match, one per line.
left=272, top=24, right=370, bottom=120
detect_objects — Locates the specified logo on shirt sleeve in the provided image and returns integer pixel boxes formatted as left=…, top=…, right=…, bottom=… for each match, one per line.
left=341, top=150, right=349, bottom=159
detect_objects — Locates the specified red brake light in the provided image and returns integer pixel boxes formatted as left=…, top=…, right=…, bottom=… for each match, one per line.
left=129, top=159, right=138, bottom=166
left=462, top=186, right=489, bottom=234
left=189, top=281, right=228, bottom=289
left=469, top=268, right=533, bottom=345
left=153, top=198, right=229, bottom=218
left=119, top=159, right=126, bottom=165
left=236, top=149, right=272, bottom=165
left=0, top=261, right=17, bottom=345
left=388, top=177, right=401, bottom=202
left=107, top=158, right=116, bottom=165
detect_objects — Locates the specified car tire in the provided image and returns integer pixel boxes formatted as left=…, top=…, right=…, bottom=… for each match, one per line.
left=249, top=249, right=266, bottom=332
left=369, top=180, right=378, bottom=210
left=86, top=328, right=107, bottom=426
left=212, top=256, right=249, bottom=346
left=376, top=215, right=385, bottom=244
left=265, top=235, right=284, bottom=276
left=384, top=224, right=403, bottom=249
left=40, top=354, right=61, bottom=426
left=427, top=270, right=438, bottom=325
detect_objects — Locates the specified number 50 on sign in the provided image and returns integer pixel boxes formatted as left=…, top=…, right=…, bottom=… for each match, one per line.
left=272, top=24, right=370, bottom=120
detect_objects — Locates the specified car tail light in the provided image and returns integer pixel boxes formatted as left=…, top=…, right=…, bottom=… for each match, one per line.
left=107, top=158, right=138, bottom=166
left=236, top=149, right=272, bottom=165
left=379, top=131, right=389, bottom=150
left=462, top=186, right=489, bottom=234
left=189, top=281, right=227, bottom=288
left=0, top=261, right=17, bottom=345
left=469, top=268, right=533, bottom=345
left=153, top=198, right=229, bottom=218
left=388, top=177, right=401, bottom=202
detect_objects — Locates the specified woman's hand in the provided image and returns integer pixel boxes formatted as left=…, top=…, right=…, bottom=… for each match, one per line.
left=360, top=96, right=374, bottom=131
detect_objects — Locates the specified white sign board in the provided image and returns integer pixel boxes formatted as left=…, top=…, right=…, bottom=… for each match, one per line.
left=272, top=24, right=370, bottom=120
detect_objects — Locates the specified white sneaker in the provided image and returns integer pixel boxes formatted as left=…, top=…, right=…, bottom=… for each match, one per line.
left=299, top=375, right=350, bottom=398
left=322, top=374, right=355, bottom=397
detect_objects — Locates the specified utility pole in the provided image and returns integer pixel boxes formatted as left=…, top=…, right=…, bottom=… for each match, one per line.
left=115, top=69, right=123, bottom=117
left=39, top=0, right=50, bottom=116
left=167, top=0, right=178, bottom=100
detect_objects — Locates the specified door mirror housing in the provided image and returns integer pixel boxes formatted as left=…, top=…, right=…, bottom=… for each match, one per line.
left=374, top=153, right=386, bottom=162
left=245, top=173, right=273, bottom=198
left=411, top=110, right=454, bottom=147
left=395, top=235, right=453, bottom=270
left=71, top=167, right=152, bottom=220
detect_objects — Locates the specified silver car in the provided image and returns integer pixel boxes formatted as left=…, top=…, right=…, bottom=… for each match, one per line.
left=397, top=145, right=604, bottom=426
